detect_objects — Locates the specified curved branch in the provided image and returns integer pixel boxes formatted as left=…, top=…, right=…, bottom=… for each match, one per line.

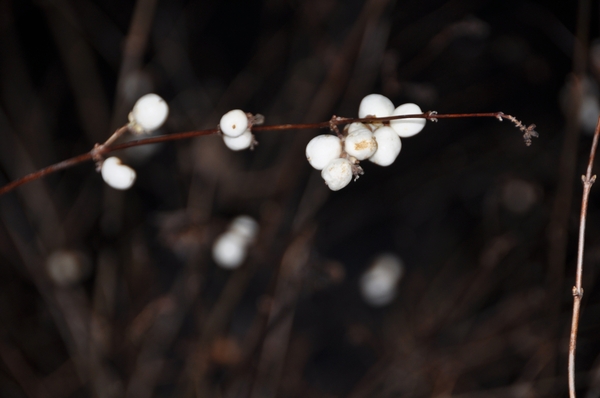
left=0, top=112, right=535, bottom=196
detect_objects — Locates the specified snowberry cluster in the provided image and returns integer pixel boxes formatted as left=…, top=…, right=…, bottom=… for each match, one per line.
left=212, top=216, right=260, bottom=269
left=306, top=94, right=426, bottom=191
left=101, top=93, right=170, bottom=190
left=219, top=109, right=256, bottom=151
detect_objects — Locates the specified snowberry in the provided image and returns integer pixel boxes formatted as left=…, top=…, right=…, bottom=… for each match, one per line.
left=212, top=231, right=248, bottom=269
left=212, top=216, right=260, bottom=269
left=344, top=128, right=377, bottom=160
left=46, top=250, right=91, bottom=287
left=306, top=134, right=342, bottom=170
left=390, top=103, right=426, bottom=137
left=321, top=158, right=353, bottom=191
left=101, top=157, right=137, bottom=190
left=368, top=127, right=402, bottom=167
left=220, top=109, right=249, bottom=138
left=347, top=122, right=371, bottom=134
left=358, top=94, right=395, bottom=119
left=360, top=253, right=404, bottom=307
left=223, top=129, right=254, bottom=151
left=130, top=93, right=169, bottom=133
left=230, top=215, right=259, bottom=243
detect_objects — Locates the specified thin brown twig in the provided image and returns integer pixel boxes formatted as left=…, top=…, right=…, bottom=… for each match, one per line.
left=91, top=125, right=130, bottom=162
left=0, top=112, right=536, bottom=196
left=569, top=116, right=600, bottom=398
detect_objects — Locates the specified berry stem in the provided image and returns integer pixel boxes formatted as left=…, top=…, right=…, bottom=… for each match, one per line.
left=0, top=112, right=535, bottom=196
left=91, top=124, right=130, bottom=162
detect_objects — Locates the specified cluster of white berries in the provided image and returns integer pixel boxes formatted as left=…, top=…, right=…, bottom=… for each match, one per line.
left=359, top=253, right=404, bottom=307
left=99, top=94, right=421, bottom=191
left=212, top=216, right=259, bottom=269
left=219, top=110, right=256, bottom=151
left=306, top=94, right=426, bottom=191
left=100, top=93, right=169, bottom=190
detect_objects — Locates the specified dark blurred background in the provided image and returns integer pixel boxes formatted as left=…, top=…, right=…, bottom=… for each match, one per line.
left=0, top=0, right=598, bottom=397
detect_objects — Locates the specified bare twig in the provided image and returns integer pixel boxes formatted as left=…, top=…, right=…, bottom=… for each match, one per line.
left=569, top=116, right=600, bottom=398
left=0, top=112, right=535, bottom=196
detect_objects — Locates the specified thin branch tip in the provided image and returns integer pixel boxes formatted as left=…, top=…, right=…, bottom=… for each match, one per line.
left=503, top=114, right=538, bottom=146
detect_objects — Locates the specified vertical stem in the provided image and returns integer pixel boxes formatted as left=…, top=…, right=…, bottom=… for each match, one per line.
left=569, top=116, right=600, bottom=397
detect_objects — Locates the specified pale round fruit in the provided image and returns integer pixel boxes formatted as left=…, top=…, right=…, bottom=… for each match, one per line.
left=390, top=103, right=426, bottom=138
left=212, top=231, right=248, bottom=269
left=223, top=129, right=254, bottom=150
left=46, top=250, right=91, bottom=286
left=360, top=253, right=404, bottom=307
left=347, top=122, right=371, bottom=134
left=131, top=93, right=169, bottom=132
left=220, top=109, right=249, bottom=138
left=368, top=127, right=402, bottom=167
left=358, top=94, right=394, bottom=119
left=230, top=216, right=259, bottom=243
left=101, top=157, right=137, bottom=190
left=321, top=158, right=353, bottom=191
left=305, top=135, right=342, bottom=170
left=344, top=129, right=377, bottom=160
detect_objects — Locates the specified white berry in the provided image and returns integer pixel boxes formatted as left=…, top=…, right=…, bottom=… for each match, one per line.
left=390, top=103, right=426, bottom=137
left=321, top=158, right=353, bottom=191
left=223, top=129, right=254, bottom=151
left=306, top=135, right=342, bottom=170
left=212, top=231, right=248, bottom=269
left=46, top=250, right=91, bottom=287
left=368, top=127, right=402, bottom=167
left=347, top=122, right=371, bottom=134
left=230, top=216, right=259, bottom=243
left=101, top=157, right=137, bottom=190
left=130, top=93, right=169, bottom=133
left=344, top=128, right=377, bottom=160
left=358, top=94, right=394, bottom=119
left=220, top=109, right=249, bottom=138
left=360, top=254, right=404, bottom=307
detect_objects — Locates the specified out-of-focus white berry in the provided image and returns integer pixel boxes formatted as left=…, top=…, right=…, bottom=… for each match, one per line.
left=358, top=94, right=394, bottom=119
left=46, top=250, right=91, bottom=287
left=306, top=135, right=342, bottom=170
left=360, top=253, right=404, bottom=307
left=230, top=216, right=259, bottom=243
left=212, top=231, right=248, bottom=269
left=390, top=103, right=426, bottom=138
left=220, top=109, right=249, bottom=138
left=321, top=158, right=353, bottom=191
left=368, top=127, right=402, bottom=166
left=559, top=75, right=600, bottom=135
left=130, top=93, right=169, bottom=133
left=212, top=216, right=260, bottom=270
left=580, top=94, right=600, bottom=134
left=347, top=122, right=371, bottom=134
left=223, top=129, right=254, bottom=151
left=101, top=157, right=137, bottom=190
left=345, top=128, right=377, bottom=160
left=501, top=179, right=538, bottom=214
